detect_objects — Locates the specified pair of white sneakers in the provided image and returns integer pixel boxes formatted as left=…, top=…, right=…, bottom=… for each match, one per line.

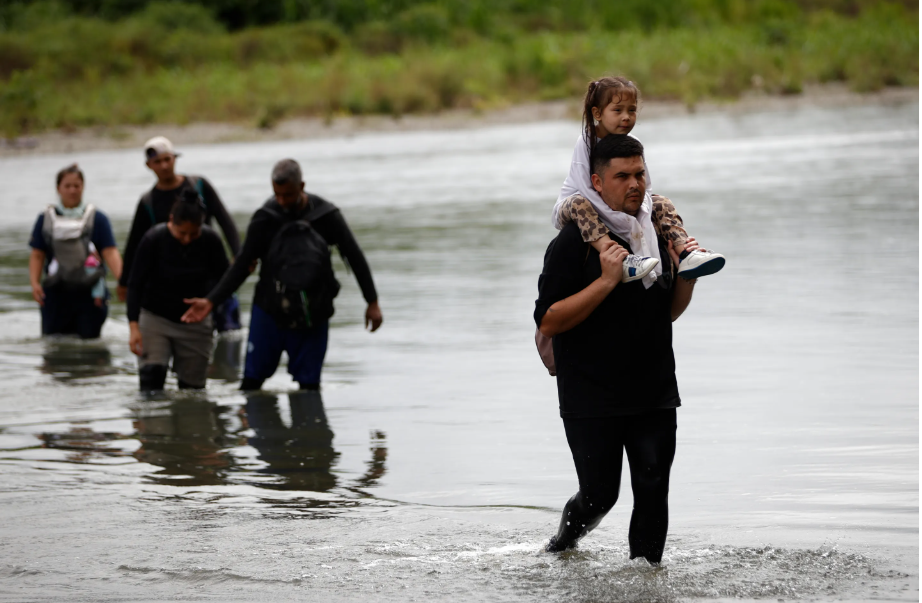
left=622, top=249, right=726, bottom=283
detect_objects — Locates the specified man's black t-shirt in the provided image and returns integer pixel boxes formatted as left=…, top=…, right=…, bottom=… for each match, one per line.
left=127, top=224, right=230, bottom=323
left=119, top=175, right=240, bottom=287
left=207, top=193, right=378, bottom=312
left=534, top=223, right=680, bottom=418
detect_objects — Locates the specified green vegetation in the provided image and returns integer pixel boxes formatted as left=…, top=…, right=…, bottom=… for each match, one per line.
left=0, top=0, right=917, bottom=136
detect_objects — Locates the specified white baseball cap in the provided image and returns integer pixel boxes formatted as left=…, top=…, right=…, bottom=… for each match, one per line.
left=143, top=136, right=180, bottom=160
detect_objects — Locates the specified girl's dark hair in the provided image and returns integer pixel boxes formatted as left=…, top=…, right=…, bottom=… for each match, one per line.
left=56, top=163, right=85, bottom=187
left=582, top=76, right=641, bottom=158
left=170, top=188, right=206, bottom=226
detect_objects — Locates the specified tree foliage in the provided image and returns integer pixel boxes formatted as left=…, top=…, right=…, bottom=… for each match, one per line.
left=2, top=0, right=917, bottom=32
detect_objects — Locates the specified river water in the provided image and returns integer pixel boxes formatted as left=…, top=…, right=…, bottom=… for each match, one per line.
left=0, top=100, right=917, bottom=602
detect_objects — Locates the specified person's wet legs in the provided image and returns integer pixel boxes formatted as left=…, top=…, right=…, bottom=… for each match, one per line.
left=624, top=409, right=676, bottom=564
left=170, top=317, right=213, bottom=389
left=285, top=323, right=328, bottom=390
left=40, top=284, right=76, bottom=336
left=139, top=364, right=168, bottom=390
left=549, top=416, right=625, bottom=552
left=549, top=410, right=677, bottom=558
left=39, top=286, right=59, bottom=336
left=137, top=310, right=173, bottom=391
left=242, top=304, right=285, bottom=391
left=40, top=285, right=107, bottom=339
left=74, top=292, right=108, bottom=339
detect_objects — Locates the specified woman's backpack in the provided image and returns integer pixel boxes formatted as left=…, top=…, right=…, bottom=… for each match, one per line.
left=41, top=205, right=104, bottom=289
left=262, top=203, right=340, bottom=330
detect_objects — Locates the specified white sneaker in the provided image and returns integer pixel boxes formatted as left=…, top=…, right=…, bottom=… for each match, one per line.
left=677, top=249, right=725, bottom=279
left=622, top=255, right=659, bottom=283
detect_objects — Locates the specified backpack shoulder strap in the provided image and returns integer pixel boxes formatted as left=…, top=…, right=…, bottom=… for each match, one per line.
left=186, top=175, right=206, bottom=209
left=81, top=204, right=97, bottom=239
left=42, top=205, right=56, bottom=245
left=140, top=190, right=155, bottom=224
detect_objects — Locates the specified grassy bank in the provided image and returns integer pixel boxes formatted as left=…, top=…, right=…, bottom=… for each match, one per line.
left=0, top=2, right=917, bottom=136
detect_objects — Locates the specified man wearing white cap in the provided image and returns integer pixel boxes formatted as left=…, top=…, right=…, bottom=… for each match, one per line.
left=118, top=136, right=242, bottom=330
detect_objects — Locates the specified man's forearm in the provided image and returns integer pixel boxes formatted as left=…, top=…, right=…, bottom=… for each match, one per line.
left=539, top=277, right=616, bottom=337
left=329, top=215, right=377, bottom=303
left=671, top=277, right=695, bottom=321
left=206, top=260, right=250, bottom=306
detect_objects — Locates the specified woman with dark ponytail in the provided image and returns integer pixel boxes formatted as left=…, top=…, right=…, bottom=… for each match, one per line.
left=127, top=189, right=230, bottom=390
left=552, top=76, right=726, bottom=283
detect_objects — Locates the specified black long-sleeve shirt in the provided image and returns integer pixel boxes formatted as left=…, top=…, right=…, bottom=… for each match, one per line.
left=127, top=224, right=230, bottom=323
left=119, top=175, right=240, bottom=287
left=207, top=194, right=378, bottom=310
left=534, top=224, right=679, bottom=419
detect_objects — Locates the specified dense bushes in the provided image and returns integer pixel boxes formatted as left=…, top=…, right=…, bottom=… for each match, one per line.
left=2, top=0, right=918, bottom=32
left=0, top=0, right=917, bottom=136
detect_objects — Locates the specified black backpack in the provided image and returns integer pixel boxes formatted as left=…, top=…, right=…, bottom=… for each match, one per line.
left=262, top=200, right=340, bottom=330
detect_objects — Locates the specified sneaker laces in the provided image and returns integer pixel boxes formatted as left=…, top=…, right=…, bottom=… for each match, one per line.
left=624, top=255, right=651, bottom=268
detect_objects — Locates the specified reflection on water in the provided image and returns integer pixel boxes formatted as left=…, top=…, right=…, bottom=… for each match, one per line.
left=40, top=337, right=117, bottom=381
left=243, top=391, right=339, bottom=492
left=355, top=429, right=388, bottom=490
left=32, top=391, right=389, bottom=495
left=39, top=426, right=130, bottom=463
left=133, top=398, right=238, bottom=486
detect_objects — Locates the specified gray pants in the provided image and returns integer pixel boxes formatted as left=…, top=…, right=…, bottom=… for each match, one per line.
left=139, top=309, right=214, bottom=388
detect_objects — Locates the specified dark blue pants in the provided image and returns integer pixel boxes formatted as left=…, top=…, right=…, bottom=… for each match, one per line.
left=244, top=304, right=328, bottom=386
left=41, top=284, right=108, bottom=339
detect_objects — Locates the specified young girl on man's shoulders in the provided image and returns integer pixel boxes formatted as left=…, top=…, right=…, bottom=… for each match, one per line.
left=554, top=76, right=725, bottom=283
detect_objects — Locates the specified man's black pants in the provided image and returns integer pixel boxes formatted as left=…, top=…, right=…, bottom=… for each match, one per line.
left=554, top=408, right=677, bottom=562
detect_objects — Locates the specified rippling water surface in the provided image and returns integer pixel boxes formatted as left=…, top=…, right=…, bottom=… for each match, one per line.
left=0, top=101, right=917, bottom=602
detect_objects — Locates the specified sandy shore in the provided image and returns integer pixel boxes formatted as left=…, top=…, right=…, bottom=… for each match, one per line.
left=1, top=83, right=916, bottom=158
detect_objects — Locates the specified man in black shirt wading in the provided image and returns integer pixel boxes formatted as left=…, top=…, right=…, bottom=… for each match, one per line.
left=118, top=136, right=241, bottom=330
left=534, top=135, right=699, bottom=563
left=182, top=159, right=383, bottom=391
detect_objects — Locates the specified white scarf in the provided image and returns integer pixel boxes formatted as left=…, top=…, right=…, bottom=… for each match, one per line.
left=587, top=190, right=661, bottom=289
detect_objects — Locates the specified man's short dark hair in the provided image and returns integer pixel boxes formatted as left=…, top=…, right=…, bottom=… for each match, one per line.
left=272, top=158, right=302, bottom=186
left=590, top=135, right=645, bottom=177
